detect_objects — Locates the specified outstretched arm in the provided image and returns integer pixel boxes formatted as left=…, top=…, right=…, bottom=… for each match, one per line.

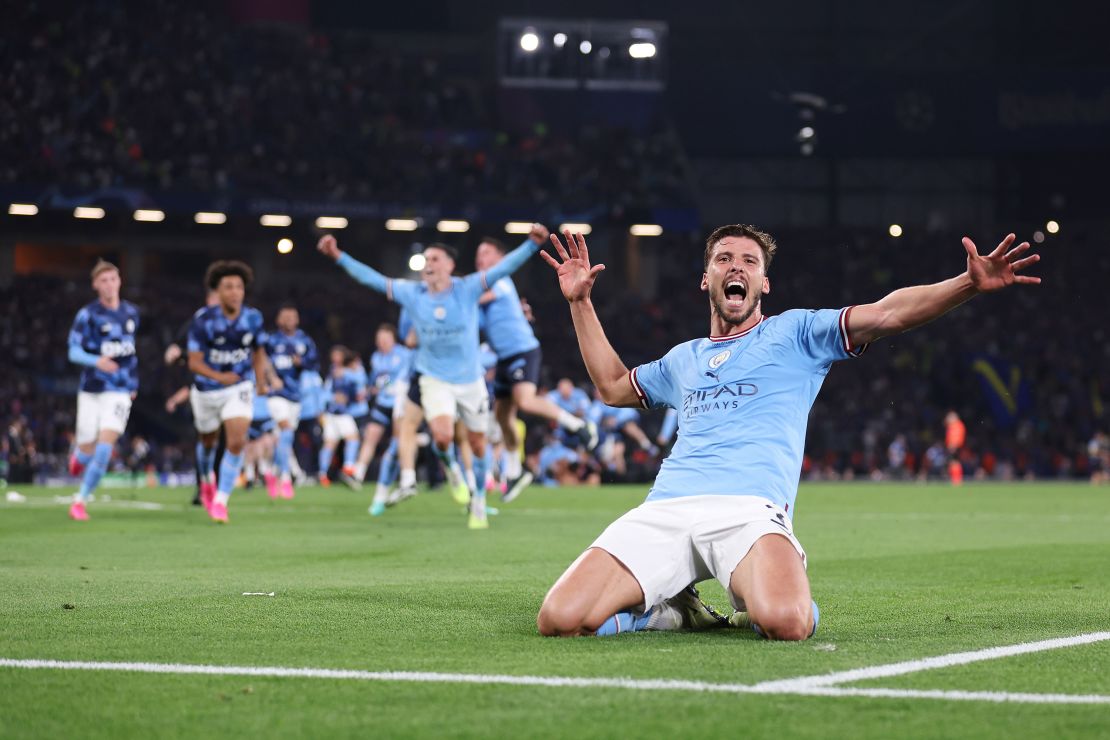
left=480, top=224, right=549, bottom=288
left=317, top=234, right=390, bottom=295
left=541, top=230, right=640, bottom=408
left=847, top=233, right=1040, bottom=346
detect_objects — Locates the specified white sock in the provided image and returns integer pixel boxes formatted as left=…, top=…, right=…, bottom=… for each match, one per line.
left=400, top=468, right=416, bottom=489
left=214, top=491, right=230, bottom=506
left=471, top=489, right=486, bottom=520
left=557, top=411, right=585, bottom=432
left=503, top=451, right=523, bottom=479
left=464, top=467, right=477, bottom=493
left=372, top=485, right=389, bottom=504
left=73, top=492, right=84, bottom=504
left=354, top=462, right=367, bottom=481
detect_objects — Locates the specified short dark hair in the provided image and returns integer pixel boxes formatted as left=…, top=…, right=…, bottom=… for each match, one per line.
left=479, top=237, right=507, bottom=254
left=277, top=302, right=298, bottom=314
left=331, top=344, right=356, bottom=365
left=377, top=322, right=397, bottom=337
left=205, top=260, right=254, bottom=291
left=425, top=242, right=458, bottom=262
left=704, top=224, right=778, bottom=272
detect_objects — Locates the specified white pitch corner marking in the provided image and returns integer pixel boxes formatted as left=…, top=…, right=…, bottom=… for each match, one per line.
left=753, top=631, right=1110, bottom=691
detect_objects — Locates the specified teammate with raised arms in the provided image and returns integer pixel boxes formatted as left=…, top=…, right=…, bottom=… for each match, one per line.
left=317, top=225, right=548, bottom=529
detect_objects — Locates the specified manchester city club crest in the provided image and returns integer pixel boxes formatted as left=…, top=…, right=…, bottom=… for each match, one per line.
left=433, top=306, right=447, bottom=320
left=242, top=332, right=253, bottom=346
left=709, top=349, right=731, bottom=370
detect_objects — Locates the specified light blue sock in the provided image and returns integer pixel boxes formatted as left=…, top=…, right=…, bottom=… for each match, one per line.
left=595, top=609, right=656, bottom=637
left=377, top=438, right=399, bottom=487
left=318, top=446, right=334, bottom=476
left=342, top=438, right=358, bottom=468
left=217, top=450, right=244, bottom=495
left=473, top=447, right=489, bottom=493
left=275, top=428, right=294, bottom=475
left=78, top=442, right=113, bottom=499
left=196, top=442, right=216, bottom=478
left=75, top=448, right=93, bottom=466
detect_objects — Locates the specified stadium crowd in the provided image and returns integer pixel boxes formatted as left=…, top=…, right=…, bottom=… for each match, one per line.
left=2, top=226, right=1106, bottom=487
left=1, top=1, right=690, bottom=211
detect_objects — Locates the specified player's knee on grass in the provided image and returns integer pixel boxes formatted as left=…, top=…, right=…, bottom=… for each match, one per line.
left=750, top=600, right=813, bottom=641
left=536, top=593, right=599, bottom=637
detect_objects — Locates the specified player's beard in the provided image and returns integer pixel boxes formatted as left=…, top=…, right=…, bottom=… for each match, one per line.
left=710, top=287, right=759, bottom=328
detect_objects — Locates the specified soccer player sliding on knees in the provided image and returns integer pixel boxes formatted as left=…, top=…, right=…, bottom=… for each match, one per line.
left=536, top=226, right=1040, bottom=639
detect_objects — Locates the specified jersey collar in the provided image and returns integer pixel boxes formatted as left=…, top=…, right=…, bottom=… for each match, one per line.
left=708, top=315, right=767, bottom=342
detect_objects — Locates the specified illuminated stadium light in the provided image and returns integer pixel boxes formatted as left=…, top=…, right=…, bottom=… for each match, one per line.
left=277, top=238, right=294, bottom=254
left=579, top=40, right=592, bottom=54
left=408, top=253, right=426, bottom=271
left=385, top=218, right=419, bottom=232
left=1046, top=220, right=1060, bottom=234
left=194, top=211, right=227, bottom=224
left=133, top=209, right=165, bottom=222
left=8, top=203, right=38, bottom=216
left=888, top=224, right=903, bottom=238
left=74, top=206, right=105, bottom=220
left=1033, top=230, right=1045, bottom=243
left=628, top=42, right=656, bottom=59
left=315, top=216, right=349, bottom=229
left=553, top=32, right=567, bottom=48
left=260, top=214, right=292, bottom=227
left=559, top=222, right=593, bottom=235
left=436, top=219, right=470, bottom=233
left=520, top=31, right=540, bottom=52
left=504, top=222, right=534, bottom=234
left=629, top=224, right=663, bottom=237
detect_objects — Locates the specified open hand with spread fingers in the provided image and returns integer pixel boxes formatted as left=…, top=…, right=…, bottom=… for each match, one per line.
left=963, top=233, right=1041, bottom=293
left=540, top=230, right=606, bottom=303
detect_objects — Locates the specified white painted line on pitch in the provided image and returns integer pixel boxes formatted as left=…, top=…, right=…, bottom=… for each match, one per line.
left=2, top=656, right=1109, bottom=705
left=753, top=631, right=1110, bottom=691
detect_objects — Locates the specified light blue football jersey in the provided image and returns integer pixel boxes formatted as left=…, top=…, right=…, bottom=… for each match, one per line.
left=335, top=240, right=540, bottom=385
left=546, top=387, right=591, bottom=417
left=370, top=345, right=413, bottom=409
left=480, top=273, right=539, bottom=359
left=629, top=308, right=867, bottom=513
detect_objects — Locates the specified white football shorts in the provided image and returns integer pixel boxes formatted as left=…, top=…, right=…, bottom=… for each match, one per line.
left=266, top=396, right=302, bottom=427
left=322, top=413, right=358, bottom=441
left=418, top=375, right=490, bottom=433
left=76, top=391, right=132, bottom=444
left=190, top=381, right=254, bottom=434
left=590, top=494, right=807, bottom=612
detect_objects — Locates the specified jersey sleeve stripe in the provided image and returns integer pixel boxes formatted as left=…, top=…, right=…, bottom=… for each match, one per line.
left=628, top=367, right=650, bottom=409
left=386, top=279, right=394, bottom=302
left=839, top=306, right=869, bottom=358
left=479, top=271, right=490, bottom=292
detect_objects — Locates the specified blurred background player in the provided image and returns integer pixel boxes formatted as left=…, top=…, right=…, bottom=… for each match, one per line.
left=240, top=393, right=276, bottom=492
left=261, top=304, right=318, bottom=500
left=353, top=323, right=412, bottom=486
left=587, top=389, right=658, bottom=479
left=187, top=261, right=271, bottom=523
left=66, top=260, right=139, bottom=521
left=318, top=345, right=366, bottom=488
left=318, top=227, right=546, bottom=530
left=945, top=410, right=967, bottom=486
left=475, top=234, right=598, bottom=502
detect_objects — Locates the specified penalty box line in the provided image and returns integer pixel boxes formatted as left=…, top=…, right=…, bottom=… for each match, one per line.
left=3, top=632, right=1110, bottom=706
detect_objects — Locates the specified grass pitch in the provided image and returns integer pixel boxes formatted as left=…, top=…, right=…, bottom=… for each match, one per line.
left=1, top=481, right=1108, bottom=738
